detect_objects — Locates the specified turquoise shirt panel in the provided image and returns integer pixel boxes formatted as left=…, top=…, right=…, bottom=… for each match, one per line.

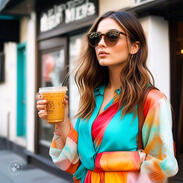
left=93, top=85, right=138, bottom=152
left=97, top=108, right=138, bottom=153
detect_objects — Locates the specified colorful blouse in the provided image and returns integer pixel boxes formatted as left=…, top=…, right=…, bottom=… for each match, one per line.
left=49, top=85, right=178, bottom=183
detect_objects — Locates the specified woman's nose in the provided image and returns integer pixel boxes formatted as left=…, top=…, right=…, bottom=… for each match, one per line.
left=97, top=36, right=106, bottom=47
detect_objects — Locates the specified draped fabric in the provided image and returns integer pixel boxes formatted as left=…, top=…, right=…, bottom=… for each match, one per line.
left=49, top=85, right=178, bottom=183
left=92, top=101, right=119, bottom=147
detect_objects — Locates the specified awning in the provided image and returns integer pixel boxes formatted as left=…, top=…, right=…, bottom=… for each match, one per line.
left=0, top=0, right=33, bottom=16
left=127, top=0, right=183, bottom=19
left=0, top=15, right=19, bottom=42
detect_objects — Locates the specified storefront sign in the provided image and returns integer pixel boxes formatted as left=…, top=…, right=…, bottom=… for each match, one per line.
left=134, top=0, right=155, bottom=6
left=40, top=0, right=96, bottom=32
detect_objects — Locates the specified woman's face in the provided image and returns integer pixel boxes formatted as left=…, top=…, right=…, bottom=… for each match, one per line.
left=95, top=18, right=131, bottom=68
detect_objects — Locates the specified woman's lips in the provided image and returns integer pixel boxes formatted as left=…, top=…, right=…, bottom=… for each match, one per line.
left=98, top=51, right=109, bottom=57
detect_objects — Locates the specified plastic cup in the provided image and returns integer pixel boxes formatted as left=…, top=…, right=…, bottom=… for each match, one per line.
left=39, top=86, right=67, bottom=124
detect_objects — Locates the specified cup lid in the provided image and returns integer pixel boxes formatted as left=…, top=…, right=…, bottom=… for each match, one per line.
left=39, top=86, right=67, bottom=93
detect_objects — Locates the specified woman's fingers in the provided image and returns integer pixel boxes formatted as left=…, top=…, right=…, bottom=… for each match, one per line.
left=36, top=93, right=42, bottom=100
left=37, top=104, right=46, bottom=111
left=37, top=100, right=47, bottom=105
left=36, top=99, right=47, bottom=112
left=36, top=93, right=48, bottom=120
left=63, top=95, right=68, bottom=105
left=62, top=95, right=69, bottom=121
left=38, top=110, right=48, bottom=119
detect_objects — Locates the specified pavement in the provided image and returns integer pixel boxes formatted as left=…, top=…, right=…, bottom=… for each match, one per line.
left=0, top=150, right=182, bottom=183
left=0, top=150, right=73, bottom=183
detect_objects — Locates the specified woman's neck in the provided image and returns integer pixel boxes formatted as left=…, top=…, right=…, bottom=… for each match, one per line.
left=107, top=65, right=122, bottom=90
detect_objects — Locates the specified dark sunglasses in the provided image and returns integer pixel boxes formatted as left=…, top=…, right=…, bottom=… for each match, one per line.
left=87, top=29, right=127, bottom=47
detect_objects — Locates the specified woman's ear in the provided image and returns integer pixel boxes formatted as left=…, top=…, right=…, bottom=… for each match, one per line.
left=129, top=41, right=140, bottom=54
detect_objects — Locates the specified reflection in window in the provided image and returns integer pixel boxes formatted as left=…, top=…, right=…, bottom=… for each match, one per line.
left=42, top=49, right=65, bottom=87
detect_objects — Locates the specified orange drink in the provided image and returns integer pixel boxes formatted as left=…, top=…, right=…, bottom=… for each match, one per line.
left=39, top=86, right=67, bottom=124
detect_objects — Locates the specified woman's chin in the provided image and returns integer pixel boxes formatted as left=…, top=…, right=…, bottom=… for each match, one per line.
left=98, top=59, right=111, bottom=66
left=98, top=58, right=126, bottom=67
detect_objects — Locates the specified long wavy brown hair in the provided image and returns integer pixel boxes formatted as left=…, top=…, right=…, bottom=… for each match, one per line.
left=74, top=10, right=154, bottom=119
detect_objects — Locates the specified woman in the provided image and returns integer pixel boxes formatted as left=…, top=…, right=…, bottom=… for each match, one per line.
left=37, top=11, right=178, bottom=183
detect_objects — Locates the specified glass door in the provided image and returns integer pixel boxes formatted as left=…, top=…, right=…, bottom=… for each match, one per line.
left=37, top=37, right=67, bottom=157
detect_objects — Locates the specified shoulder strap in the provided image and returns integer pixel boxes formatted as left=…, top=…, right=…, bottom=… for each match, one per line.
left=137, top=86, right=158, bottom=150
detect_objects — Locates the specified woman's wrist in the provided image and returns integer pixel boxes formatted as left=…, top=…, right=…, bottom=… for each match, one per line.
left=53, top=133, right=65, bottom=149
left=54, top=120, right=71, bottom=142
left=53, top=121, right=71, bottom=149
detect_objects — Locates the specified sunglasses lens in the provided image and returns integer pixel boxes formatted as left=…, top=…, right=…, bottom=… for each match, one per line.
left=88, top=30, right=122, bottom=47
left=105, top=30, right=120, bottom=46
left=88, top=32, right=101, bottom=47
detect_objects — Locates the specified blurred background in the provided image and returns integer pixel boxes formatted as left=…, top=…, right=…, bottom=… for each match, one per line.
left=0, top=0, right=182, bottom=182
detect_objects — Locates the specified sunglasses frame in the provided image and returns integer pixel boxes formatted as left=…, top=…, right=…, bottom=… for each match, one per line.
left=87, top=29, right=127, bottom=47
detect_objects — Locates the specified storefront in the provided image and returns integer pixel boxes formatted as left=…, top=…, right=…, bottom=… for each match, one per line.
left=35, top=0, right=99, bottom=159
left=0, top=0, right=182, bottom=181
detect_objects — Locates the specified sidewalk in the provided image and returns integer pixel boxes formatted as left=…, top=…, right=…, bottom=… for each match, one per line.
left=0, top=150, right=72, bottom=183
left=1, top=150, right=182, bottom=183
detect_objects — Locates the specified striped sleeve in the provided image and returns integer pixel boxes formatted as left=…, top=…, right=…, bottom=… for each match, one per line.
left=138, top=90, right=178, bottom=182
left=49, top=122, right=80, bottom=174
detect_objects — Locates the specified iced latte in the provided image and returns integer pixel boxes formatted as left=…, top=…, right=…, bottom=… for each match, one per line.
left=39, top=86, right=67, bottom=124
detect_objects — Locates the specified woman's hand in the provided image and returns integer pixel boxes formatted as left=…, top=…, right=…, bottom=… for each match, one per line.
left=36, top=94, right=48, bottom=120
left=36, top=93, right=71, bottom=144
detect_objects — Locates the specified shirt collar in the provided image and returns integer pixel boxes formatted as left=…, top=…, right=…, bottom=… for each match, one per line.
left=94, top=84, right=106, bottom=96
left=94, top=84, right=121, bottom=96
left=115, top=88, right=121, bottom=95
